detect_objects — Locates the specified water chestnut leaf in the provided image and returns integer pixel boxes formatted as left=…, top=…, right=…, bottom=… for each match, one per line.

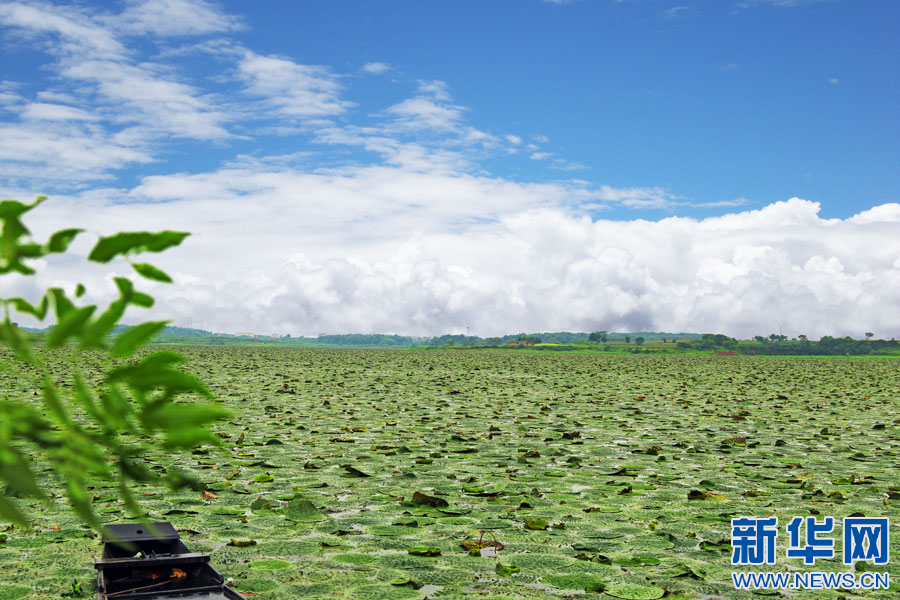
left=285, top=496, right=326, bottom=522
left=249, top=559, right=293, bottom=570
left=542, top=573, right=606, bottom=592
left=407, top=546, right=441, bottom=556
left=410, top=491, right=448, bottom=508
left=341, top=465, right=371, bottom=478
left=0, top=584, right=30, bottom=600
left=605, top=583, right=665, bottom=599
left=228, top=538, right=257, bottom=547
left=250, top=498, right=273, bottom=511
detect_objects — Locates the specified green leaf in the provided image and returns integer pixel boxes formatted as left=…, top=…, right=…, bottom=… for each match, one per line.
left=165, top=467, right=204, bottom=491
left=141, top=403, right=229, bottom=448
left=108, top=351, right=210, bottom=400
left=80, top=299, right=125, bottom=348
left=0, top=320, right=34, bottom=363
left=40, top=380, right=72, bottom=426
left=0, top=195, right=44, bottom=217
left=0, top=197, right=41, bottom=219
left=341, top=465, right=372, bottom=478
left=250, top=498, right=273, bottom=511
left=88, top=231, right=189, bottom=263
left=0, top=401, right=49, bottom=443
left=75, top=283, right=85, bottom=298
left=410, top=491, right=448, bottom=507
left=131, top=292, right=154, bottom=308
left=1, top=259, right=35, bottom=275
left=100, top=384, right=134, bottom=432
left=0, top=441, right=46, bottom=499
left=64, top=477, right=100, bottom=531
left=113, top=276, right=133, bottom=297
left=0, top=495, right=30, bottom=529
left=111, top=321, right=168, bottom=357
left=604, top=584, right=665, bottom=599
left=111, top=277, right=154, bottom=307
left=285, top=496, right=326, bottom=522
left=46, top=305, right=95, bottom=347
left=44, top=228, right=82, bottom=253
left=543, top=573, right=607, bottom=593
left=615, top=554, right=661, bottom=567
left=249, top=559, right=293, bottom=571
left=131, top=262, right=172, bottom=283
left=139, top=350, right=188, bottom=369
left=407, top=547, right=442, bottom=557
left=72, top=372, right=107, bottom=430
left=0, top=198, right=43, bottom=265
left=48, top=288, right=76, bottom=319
left=16, top=242, right=43, bottom=258
left=7, top=296, right=48, bottom=319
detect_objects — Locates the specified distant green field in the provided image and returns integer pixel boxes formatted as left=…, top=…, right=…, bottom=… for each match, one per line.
left=2, top=348, right=897, bottom=599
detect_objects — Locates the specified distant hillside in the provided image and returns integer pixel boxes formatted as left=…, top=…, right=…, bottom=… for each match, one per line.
left=20, top=325, right=896, bottom=355
left=22, top=325, right=702, bottom=348
left=146, top=328, right=702, bottom=347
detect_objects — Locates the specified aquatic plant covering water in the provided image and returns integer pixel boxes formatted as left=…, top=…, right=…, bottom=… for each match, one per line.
left=0, top=347, right=897, bottom=599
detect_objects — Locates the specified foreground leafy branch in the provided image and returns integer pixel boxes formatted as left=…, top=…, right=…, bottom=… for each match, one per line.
left=0, top=195, right=228, bottom=530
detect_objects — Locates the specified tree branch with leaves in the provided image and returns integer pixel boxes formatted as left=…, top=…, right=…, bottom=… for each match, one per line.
left=0, top=195, right=228, bottom=530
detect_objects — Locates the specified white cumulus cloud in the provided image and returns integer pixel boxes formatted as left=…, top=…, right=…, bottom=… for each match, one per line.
left=9, top=176, right=900, bottom=341
left=361, top=62, right=392, bottom=75
left=111, top=0, right=242, bottom=36
left=237, top=50, right=353, bottom=120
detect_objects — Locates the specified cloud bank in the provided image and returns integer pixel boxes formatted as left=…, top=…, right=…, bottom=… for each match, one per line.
left=16, top=187, right=900, bottom=340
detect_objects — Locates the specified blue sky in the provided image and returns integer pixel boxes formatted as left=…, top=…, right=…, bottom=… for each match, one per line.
left=0, top=0, right=898, bottom=337
left=228, top=0, right=899, bottom=217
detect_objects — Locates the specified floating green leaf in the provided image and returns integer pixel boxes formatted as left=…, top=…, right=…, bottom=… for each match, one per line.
left=410, top=490, right=449, bottom=508
left=285, top=496, right=326, bottom=522
left=542, top=573, right=606, bottom=592
left=604, top=583, right=665, bottom=599
left=248, top=559, right=293, bottom=571
left=407, top=546, right=441, bottom=556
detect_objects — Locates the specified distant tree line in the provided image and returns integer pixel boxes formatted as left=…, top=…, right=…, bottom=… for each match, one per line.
left=29, top=325, right=897, bottom=355
left=673, top=333, right=899, bottom=356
